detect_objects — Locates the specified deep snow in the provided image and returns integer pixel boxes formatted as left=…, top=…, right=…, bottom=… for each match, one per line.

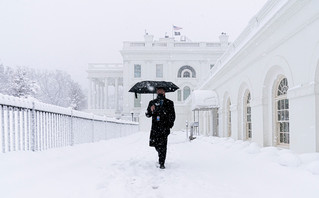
left=1, top=131, right=319, bottom=198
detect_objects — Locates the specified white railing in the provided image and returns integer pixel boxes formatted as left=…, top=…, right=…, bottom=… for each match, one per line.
left=174, top=42, right=200, bottom=47
left=130, top=42, right=146, bottom=47
left=88, top=63, right=123, bottom=70
left=124, top=41, right=222, bottom=49
left=0, top=94, right=139, bottom=153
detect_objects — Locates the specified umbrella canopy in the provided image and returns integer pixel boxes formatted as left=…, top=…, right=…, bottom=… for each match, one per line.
left=129, top=81, right=179, bottom=97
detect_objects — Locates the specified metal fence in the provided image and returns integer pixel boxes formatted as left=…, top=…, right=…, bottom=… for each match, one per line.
left=0, top=94, right=139, bottom=153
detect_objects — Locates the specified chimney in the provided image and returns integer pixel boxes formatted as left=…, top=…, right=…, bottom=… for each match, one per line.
left=144, top=34, right=154, bottom=43
left=219, top=32, right=229, bottom=49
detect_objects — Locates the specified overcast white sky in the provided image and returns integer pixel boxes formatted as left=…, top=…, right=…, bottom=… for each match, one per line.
left=0, top=0, right=268, bottom=89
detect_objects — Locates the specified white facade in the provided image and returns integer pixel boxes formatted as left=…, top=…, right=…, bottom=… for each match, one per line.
left=120, top=35, right=227, bottom=131
left=87, top=0, right=319, bottom=154
left=187, top=0, right=319, bottom=153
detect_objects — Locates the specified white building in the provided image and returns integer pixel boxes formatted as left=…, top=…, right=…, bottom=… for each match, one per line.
left=87, top=34, right=228, bottom=130
left=120, top=34, right=228, bottom=131
left=87, top=0, right=319, bottom=153
left=186, top=0, right=319, bottom=153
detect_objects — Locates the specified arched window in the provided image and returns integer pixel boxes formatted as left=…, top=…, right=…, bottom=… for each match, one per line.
left=227, top=98, right=231, bottom=137
left=244, top=91, right=252, bottom=140
left=183, top=71, right=190, bottom=78
left=275, top=78, right=289, bottom=146
left=177, top=66, right=196, bottom=78
left=183, top=86, right=191, bottom=100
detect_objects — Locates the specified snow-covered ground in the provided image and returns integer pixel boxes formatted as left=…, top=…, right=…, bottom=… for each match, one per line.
left=1, top=131, right=319, bottom=198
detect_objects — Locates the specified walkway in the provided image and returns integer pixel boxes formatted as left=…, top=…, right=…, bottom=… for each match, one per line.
left=1, top=132, right=319, bottom=198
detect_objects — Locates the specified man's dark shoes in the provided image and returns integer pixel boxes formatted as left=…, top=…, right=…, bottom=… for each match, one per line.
left=159, top=164, right=165, bottom=169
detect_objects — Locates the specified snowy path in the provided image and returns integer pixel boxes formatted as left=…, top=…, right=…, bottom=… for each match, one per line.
left=1, top=131, right=319, bottom=198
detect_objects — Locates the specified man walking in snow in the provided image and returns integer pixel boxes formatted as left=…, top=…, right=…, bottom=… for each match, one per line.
left=146, top=87, right=175, bottom=169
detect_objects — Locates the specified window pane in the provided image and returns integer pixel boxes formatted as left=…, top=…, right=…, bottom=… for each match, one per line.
left=247, top=115, right=251, bottom=122
left=285, top=99, right=289, bottom=109
left=283, top=133, right=289, bottom=144
left=134, top=64, right=141, bottom=78
left=284, top=122, right=289, bottom=132
left=277, top=78, right=289, bottom=96
left=284, top=110, right=289, bottom=121
left=278, top=111, right=282, bottom=121
left=183, top=87, right=191, bottom=100
left=156, top=64, right=163, bottom=78
left=183, top=71, right=190, bottom=78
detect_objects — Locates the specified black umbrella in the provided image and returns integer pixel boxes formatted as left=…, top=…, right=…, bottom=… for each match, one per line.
left=129, top=80, right=179, bottom=98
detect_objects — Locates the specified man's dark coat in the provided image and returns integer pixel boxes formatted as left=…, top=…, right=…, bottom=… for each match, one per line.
left=146, top=96, right=175, bottom=147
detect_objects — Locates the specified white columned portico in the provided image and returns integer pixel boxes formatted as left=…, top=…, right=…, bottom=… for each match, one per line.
left=87, top=63, right=123, bottom=116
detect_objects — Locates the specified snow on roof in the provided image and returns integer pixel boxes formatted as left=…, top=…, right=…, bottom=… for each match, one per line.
left=191, top=90, right=218, bottom=110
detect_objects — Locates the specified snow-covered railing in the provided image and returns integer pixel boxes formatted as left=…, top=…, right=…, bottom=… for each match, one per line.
left=123, top=41, right=222, bottom=49
left=0, top=94, right=138, bottom=153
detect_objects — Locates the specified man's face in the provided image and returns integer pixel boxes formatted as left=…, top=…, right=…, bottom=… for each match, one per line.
left=156, top=88, right=165, bottom=95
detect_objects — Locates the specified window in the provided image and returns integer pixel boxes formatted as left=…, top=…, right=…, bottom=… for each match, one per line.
left=227, top=98, right=231, bottom=137
left=244, top=92, right=252, bottom=140
left=177, top=65, right=196, bottom=78
left=183, top=86, right=191, bottom=100
left=156, top=64, right=163, bottom=78
left=177, top=90, right=182, bottom=101
left=134, top=64, right=141, bottom=78
left=275, top=78, right=289, bottom=145
left=183, top=71, right=190, bottom=78
left=134, top=94, right=141, bottom=107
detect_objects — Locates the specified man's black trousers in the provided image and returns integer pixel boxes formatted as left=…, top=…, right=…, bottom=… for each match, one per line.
left=155, top=145, right=167, bottom=165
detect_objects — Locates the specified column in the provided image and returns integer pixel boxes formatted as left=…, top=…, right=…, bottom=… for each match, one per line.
left=93, top=80, right=97, bottom=109
left=250, top=97, right=266, bottom=147
left=104, top=78, right=108, bottom=109
left=218, top=107, right=224, bottom=137
left=96, top=82, right=100, bottom=109
left=99, top=81, right=103, bottom=109
left=210, top=109, right=214, bottom=136
left=212, top=108, right=219, bottom=136
left=101, top=83, right=104, bottom=109
left=88, top=78, right=92, bottom=109
left=115, top=77, right=119, bottom=112
left=288, top=83, right=318, bottom=153
left=230, top=104, right=238, bottom=139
